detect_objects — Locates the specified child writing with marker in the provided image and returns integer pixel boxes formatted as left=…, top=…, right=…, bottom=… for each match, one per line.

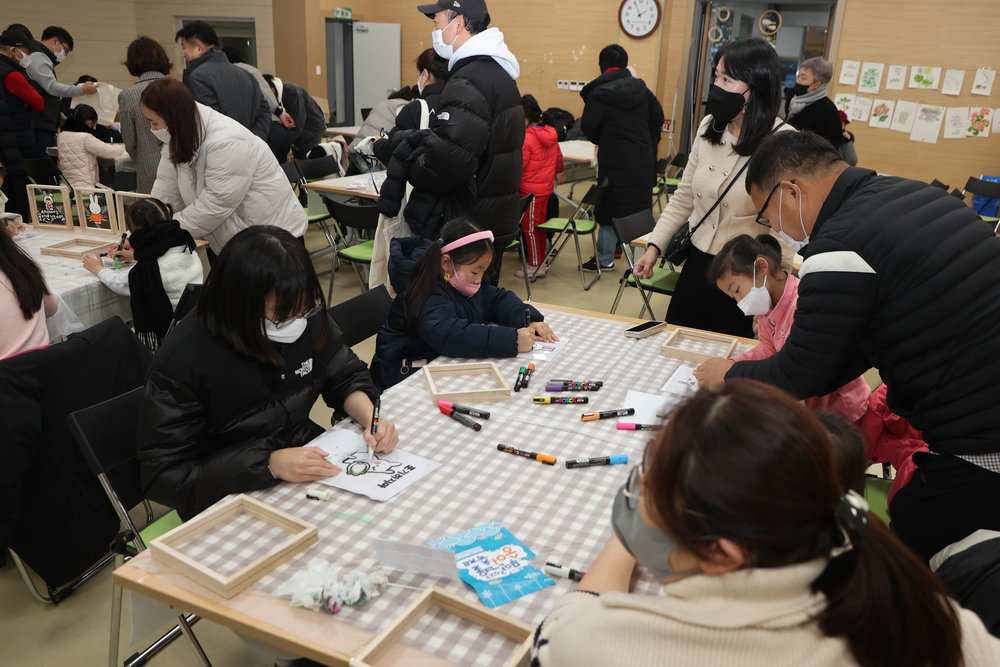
left=692, top=234, right=927, bottom=508
left=371, top=219, right=558, bottom=390
left=83, top=198, right=203, bottom=350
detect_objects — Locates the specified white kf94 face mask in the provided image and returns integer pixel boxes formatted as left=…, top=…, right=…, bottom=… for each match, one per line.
left=736, top=262, right=771, bottom=317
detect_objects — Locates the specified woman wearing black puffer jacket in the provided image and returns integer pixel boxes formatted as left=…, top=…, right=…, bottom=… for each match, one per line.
left=136, top=226, right=398, bottom=519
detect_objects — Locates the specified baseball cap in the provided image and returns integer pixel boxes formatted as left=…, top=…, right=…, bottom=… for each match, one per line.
left=0, top=29, right=29, bottom=48
left=417, top=0, right=488, bottom=22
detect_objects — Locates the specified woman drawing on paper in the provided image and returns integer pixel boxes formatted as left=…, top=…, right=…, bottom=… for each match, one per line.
left=137, top=226, right=398, bottom=519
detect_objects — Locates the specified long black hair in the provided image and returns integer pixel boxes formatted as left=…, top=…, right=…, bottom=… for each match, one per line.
left=198, top=226, right=328, bottom=365
left=0, top=221, right=49, bottom=320
left=123, top=197, right=172, bottom=232
left=63, top=104, right=98, bottom=134
left=702, top=39, right=782, bottom=156
left=403, top=218, right=494, bottom=335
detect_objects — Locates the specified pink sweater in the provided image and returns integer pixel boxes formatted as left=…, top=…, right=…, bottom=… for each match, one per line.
left=733, top=273, right=869, bottom=423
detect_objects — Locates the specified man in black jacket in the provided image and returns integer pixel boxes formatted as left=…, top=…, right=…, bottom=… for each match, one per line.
left=175, top=21, right=270, bottom=141
left=785, top=57, right=844, bottom=149
left=407, top=0, right=524, bottom=278
left=580, top=45, right=664, bottom=271
left=697, top=131, right=1000, bottom=562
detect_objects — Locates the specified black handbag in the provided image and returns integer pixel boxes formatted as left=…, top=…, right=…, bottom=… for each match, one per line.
left=663, top=122, right=785, bottom=265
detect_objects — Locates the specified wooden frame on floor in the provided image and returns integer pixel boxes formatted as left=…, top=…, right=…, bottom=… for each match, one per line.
left=351, top=585, right=533, bottom=667
left=660, top=328, right=738, bottom=363
left=423, top=362, right=511, bottom=404
left=149, top=494, right=318, bottom=599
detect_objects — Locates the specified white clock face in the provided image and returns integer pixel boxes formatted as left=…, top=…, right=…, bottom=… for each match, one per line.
left=620, top=0, right=661, bottom=39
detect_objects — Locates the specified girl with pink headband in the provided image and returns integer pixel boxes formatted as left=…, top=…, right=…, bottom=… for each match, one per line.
left=370, top=219, right=558, bottom=390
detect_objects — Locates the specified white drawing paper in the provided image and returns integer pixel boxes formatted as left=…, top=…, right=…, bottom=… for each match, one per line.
left=941, top=69, right=966, bottom=96
left=909, top=66, right=941, bottom=90
left=834, top=92, right=855, bottom=115
left=838, top=60, right=860, bottom=85
left=968, top=107, right=992, bottom=138
left=373, top=539, right=460, bottom=580
left=885, top=65, right=907, bottom=91
left=890, top=100, right=919, bottom=133
left=660, top=364, right=699, bottom=397
left=310, top=429, right=440, bottom=502
left=857, top=62, right=884, bottom=94
left=942, top=107, right=969, bottom=139
left=993, top=109, right=1000, bottom=135
left=517, top=337, right=568, bottom=363
left=972, top=69, right=995, bottom=96
left=909, top=105, right=945, bottom=144
left=620, top=389, right=677, bottom=426
left=869, top=99, right=895, bottom=129
left=850, top=96, right=873, bottom=123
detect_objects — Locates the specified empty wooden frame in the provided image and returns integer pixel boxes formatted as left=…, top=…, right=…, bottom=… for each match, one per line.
left=40, top=237, right=114, bottom=259
left=27, top=184, right=73, bottom=229
left=660, top=327, right=738, bottom=363
left=74, top=187, right=121, bottom=235
left=423, top=362, right=511, bottom=404
left=149, top=494, right=318, bottom=599
left=351, top=585, right=533, bottom=667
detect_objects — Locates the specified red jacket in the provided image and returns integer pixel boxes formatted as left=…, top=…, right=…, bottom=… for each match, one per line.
left=520, top=124, right=563, bottom=198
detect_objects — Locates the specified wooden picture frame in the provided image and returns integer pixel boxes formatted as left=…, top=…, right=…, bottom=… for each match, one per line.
left=352, top=585, right=533, bottom=667
left=149, top=494, right=318, bottom=599
left=660, top=327, right=738, bottom=363
left=74, top=186, right=120, bottom=235
left=26, top=184, right=73, bottom=230
left=40, top=237, right=115, bottom=259
left=423, top=362, right=511, bottom=404
left=115, top=190, right=155, bottom=230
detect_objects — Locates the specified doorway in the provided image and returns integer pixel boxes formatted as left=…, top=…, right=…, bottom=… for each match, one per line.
left=325, top=20, right=401, bottom=126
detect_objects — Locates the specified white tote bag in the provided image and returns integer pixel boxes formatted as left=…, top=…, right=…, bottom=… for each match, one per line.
left=369, top=99, right=429, bottom=293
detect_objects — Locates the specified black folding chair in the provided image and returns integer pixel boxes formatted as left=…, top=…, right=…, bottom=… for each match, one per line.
left=68, top=388, right=209, bottom=667
left=610, top=209, right=680, bottom=319
left=533, top=182, right=608, bottom=290
left=322, top=195, right=380, bottom=296
left=328, top=285, right=393, bottom=348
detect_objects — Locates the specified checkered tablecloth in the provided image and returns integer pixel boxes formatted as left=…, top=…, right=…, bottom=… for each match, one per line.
left=17, top=228, right=131, bottom=333
left=179, top=310, right=753, bottom=665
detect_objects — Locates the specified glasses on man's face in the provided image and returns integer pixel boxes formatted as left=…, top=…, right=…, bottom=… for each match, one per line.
left=622, top=462, right=645, bottom=510
left=268, top=303, right=323, bottom=329
left=754, top=180, right=791, bottom=228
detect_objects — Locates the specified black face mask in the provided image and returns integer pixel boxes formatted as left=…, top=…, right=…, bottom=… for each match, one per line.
left=792, top=83, right=810, bottom=97
left=706, top=84, right=747, bottom=123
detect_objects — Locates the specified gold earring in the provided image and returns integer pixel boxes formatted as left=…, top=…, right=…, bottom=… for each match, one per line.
left=443, top=271, right=451, bottom=281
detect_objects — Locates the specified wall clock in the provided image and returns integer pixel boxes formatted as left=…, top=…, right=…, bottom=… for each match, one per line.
left=619, top=0, right=662, bottom=39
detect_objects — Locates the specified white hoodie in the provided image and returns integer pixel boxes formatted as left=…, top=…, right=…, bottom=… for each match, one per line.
left=450, top=28, right=520, bottom=80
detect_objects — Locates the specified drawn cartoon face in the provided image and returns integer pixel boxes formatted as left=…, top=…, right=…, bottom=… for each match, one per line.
left=44, top=194, right=54, bottom=210
left=338, top=451, right=406, bottom=476
left=89, top=193, right=101, bottom=215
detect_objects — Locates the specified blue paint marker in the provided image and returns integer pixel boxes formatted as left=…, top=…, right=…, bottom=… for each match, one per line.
left=564, top=455, right=628, bottom=469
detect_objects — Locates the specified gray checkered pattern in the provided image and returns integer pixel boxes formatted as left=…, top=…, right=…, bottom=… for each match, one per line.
left=20, top=229, right=132, bottom=329
left=179, top=311, right=752, bottom=665
left=176, top=513, right=294, bottom=577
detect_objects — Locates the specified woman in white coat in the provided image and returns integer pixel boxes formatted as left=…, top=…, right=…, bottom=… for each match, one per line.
left=141, top=77, right=306, bottom=256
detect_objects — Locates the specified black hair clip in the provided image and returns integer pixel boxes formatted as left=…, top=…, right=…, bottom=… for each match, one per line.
left=834, top=489, right=869, bottom=535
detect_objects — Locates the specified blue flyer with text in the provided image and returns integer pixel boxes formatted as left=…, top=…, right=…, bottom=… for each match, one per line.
left=427, top=521, right=554, bottom=608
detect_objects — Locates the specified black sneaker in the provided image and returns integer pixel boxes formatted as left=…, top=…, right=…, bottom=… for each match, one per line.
left=582, top=257, right=614, bottom=272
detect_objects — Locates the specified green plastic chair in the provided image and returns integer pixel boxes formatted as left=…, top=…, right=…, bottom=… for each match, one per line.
left=864, top=474, right=893, bottom=527
left=609, top=209, right=680, bottom=319
left=323, top=195, right=379, bottom=293
left=532, top=182, right=608, bottom=290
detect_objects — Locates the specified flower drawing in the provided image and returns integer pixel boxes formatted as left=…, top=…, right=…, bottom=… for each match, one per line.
left=968, top=108, right=990, bottom=135
left=860, top=67, right=879, bottom=90
left=872, top=103, right=891, bottom=122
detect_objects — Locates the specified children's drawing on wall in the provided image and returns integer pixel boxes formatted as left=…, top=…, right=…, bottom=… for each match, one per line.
left=850, top=96, right=873, bottom=123
left=838, top=60, right=859, bottom=85
left=942, top=107, right=969, bottom=140
left=885, top=65, right=907, bottom=91
left=857, top=62, right=884, bottom=95
left=308, top=428, right=439, bottom=502
left=968, top=108, right=992, bottom=138
left=941, top=69, right=966, bottom=96
left=834, top=92, right=855, bottom=115
left=909, top=66, right=941, bottom=90
left=972, top=69, right=995, bottom=96
left=890, top=100, right=918, bottom=133
left=869, top=100, right=895, bottom=129
left=909, top=105, right=945, bottom=144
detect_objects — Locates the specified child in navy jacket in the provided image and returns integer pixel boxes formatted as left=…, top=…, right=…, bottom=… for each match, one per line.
left=371, top=219, right=557, bottom=390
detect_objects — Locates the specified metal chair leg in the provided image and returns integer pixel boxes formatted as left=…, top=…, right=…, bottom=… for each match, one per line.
left=109, top=554, right=124, bottom=667
left=178, top=614, right=212, bottom=665
left=517, top=236, right=531, bottom=301
left=122, top=614, right=201, bottom=667
left=575, top=227, right=600, bottom=290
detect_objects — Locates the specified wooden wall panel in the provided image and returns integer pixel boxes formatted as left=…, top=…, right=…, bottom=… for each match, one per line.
left=833, top=0, right=1000, bottom=188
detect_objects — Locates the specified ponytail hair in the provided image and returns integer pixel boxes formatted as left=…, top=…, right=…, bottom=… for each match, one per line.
left=646, top=380, right=963, bottom=667
left=707, top=233, right=782, bottom=284
left=124, top=197, right=173, bottom=232
left=403, top=218, right=494, bottom=335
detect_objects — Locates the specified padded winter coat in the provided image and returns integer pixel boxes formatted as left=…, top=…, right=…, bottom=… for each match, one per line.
left=728, top=168, right=1000, bottom=457
left=56, top=130, right=126, bottom=189
left=150, top=103, right=307, bottom=253
left=581, top=69, right=664, bottom=220
left=137, top=314, right=378, bottom=519
left=787, top=96, right=845, bottom=149
left=521, top=124, right=563, bottom=198
left=370, top=236, right=543, bottom=390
